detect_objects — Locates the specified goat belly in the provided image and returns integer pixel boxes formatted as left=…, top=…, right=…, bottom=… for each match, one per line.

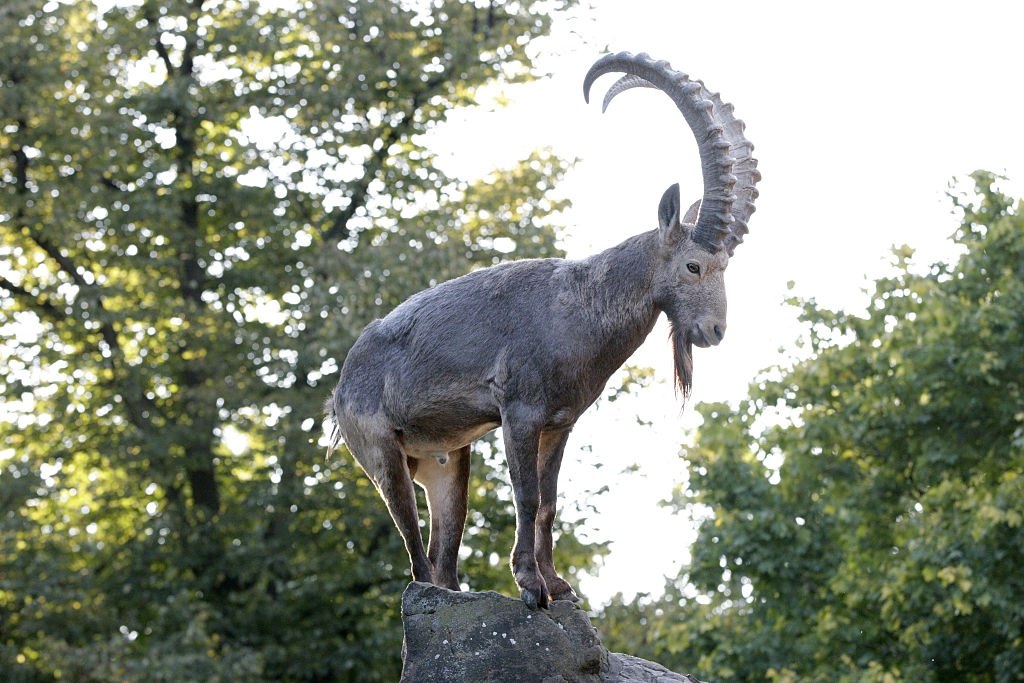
left=396, top=421, right=500, bottom=460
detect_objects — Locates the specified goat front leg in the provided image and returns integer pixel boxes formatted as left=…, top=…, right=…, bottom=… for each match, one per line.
left=502, top=410, right=548, bottom=609
left=536, top=428, right=579, bottom=602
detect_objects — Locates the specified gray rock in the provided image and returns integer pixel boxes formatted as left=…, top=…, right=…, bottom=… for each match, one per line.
left=400, top=582, right=702, bottom=682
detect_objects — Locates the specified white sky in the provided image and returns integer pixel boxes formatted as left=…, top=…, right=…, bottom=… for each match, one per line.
left=428, top=0, right=1024, bottom=605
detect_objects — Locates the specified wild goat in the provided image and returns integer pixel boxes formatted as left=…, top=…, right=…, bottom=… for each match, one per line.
left=326, top=52, right=759, bottom=609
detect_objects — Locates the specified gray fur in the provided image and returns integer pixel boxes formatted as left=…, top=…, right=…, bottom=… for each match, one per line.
left=325, top=53, right=757, bottom=609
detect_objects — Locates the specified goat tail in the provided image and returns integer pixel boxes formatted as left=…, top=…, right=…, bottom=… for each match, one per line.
left=323, top=397, right=343, bottom=461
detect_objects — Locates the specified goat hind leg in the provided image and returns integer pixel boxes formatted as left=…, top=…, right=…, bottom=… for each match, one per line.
left=358, top=440, right=432, bottom=583
left=414, top=445, right=471, bottom=591
left=536, top=428, right=578, bottom=602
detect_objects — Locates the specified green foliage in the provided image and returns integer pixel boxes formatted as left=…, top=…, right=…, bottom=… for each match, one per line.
left=600, top=172, right=1024, bottom=682
left=0, top=1, right=601, bottom=680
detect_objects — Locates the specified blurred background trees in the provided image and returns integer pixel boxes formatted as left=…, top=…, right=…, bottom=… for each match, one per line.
left=601, top=173, right=1024, bottom=682
left=0, top=0, right=593, bottom=679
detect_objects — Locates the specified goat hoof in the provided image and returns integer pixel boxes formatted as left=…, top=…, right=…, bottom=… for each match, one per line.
left=521, top=587, right=549, bottom=610
left=547, top=576, right=579, bottom=603
left=432, top=572, right=461, bottom=592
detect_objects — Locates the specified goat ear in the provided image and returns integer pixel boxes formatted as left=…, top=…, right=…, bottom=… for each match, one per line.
left=658, top=184, right=680, bottom=231
left=658, top=183, right=689, bottom=244
left=682, top=199, right=701, bottom=226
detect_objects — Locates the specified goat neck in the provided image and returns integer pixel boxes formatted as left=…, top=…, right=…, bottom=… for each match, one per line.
left=565, top=229, right=663, bottom=377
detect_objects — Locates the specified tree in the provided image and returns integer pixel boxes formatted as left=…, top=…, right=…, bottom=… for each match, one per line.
left=0, top=1, right=601, bottom=680
left=599, top=172, right=1024, bottom=682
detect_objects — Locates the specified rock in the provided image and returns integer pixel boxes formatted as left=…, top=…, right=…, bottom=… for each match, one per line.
left=400, top=582, right=702, bottom=683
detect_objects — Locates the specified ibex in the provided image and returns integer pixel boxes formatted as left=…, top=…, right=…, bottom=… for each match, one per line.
left=326, top=52, right=759, bottom=609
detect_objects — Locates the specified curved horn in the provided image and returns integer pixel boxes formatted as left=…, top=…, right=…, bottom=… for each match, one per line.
left=583, top=52, right=760, bottom=255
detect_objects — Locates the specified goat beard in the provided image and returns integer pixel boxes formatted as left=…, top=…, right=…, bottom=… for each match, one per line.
left=670, top=323, right=693, bottom=401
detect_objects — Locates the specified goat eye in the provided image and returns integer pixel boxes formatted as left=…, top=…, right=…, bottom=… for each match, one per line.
left=686, top=262, right=700, bottom=275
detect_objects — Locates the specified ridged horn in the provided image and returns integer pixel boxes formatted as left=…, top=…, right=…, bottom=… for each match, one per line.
left=583, top=51, right=760, bottom=255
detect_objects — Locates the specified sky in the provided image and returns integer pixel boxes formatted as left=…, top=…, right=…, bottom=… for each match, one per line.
left=428, top=0, right=1024, bottom=605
